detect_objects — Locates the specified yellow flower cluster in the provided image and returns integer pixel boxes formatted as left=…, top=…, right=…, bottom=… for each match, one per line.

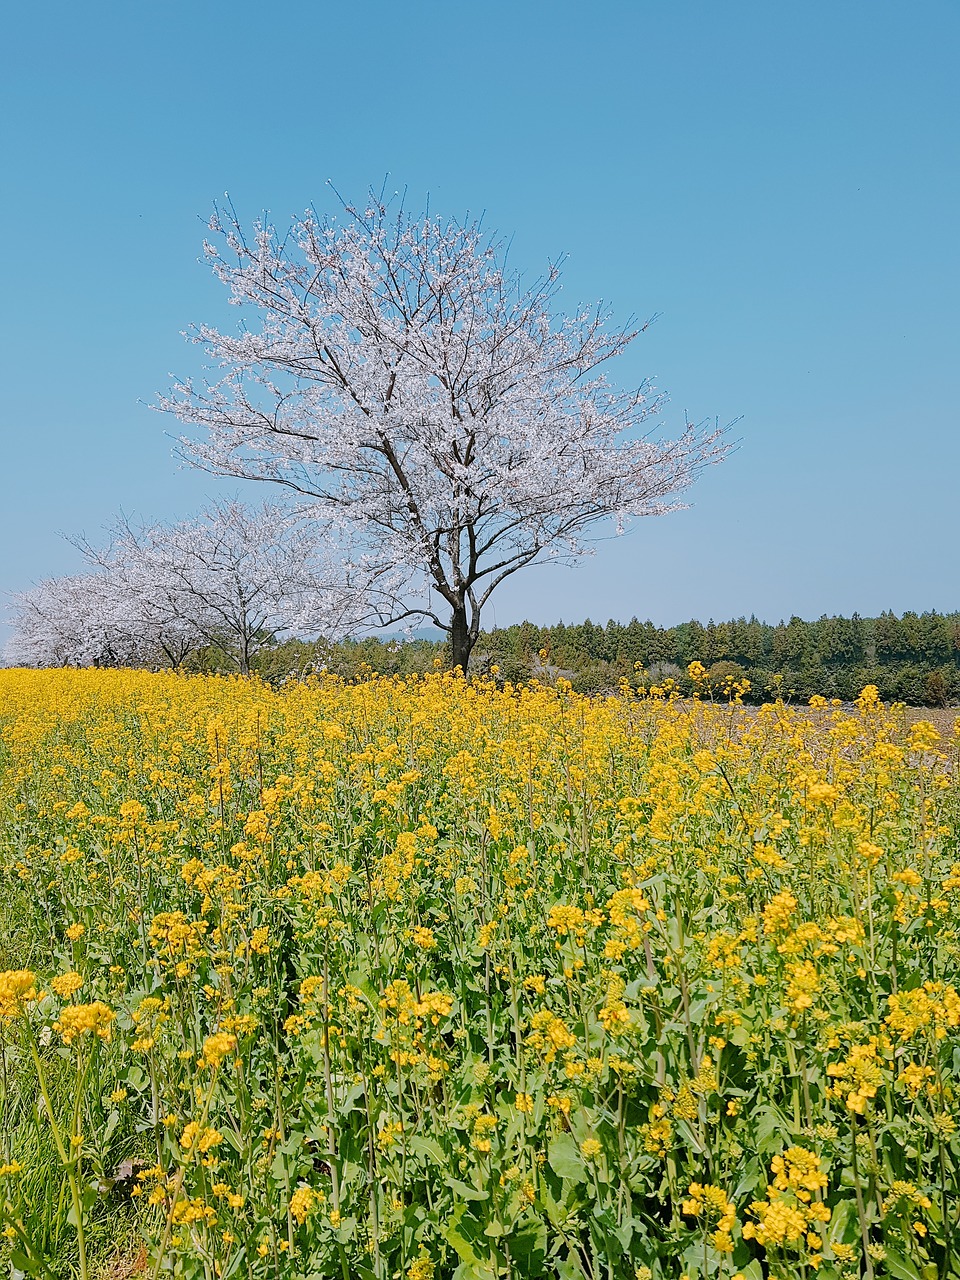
left=198, top=1032, right=237, bottom=1067
left=743, top=1148, right=830, bottom=1256
left=50, top=972, right=83, bottom=999
left=52, top=1001, right=114, bottom=1045
left=885, top=983, right=960, bottom=1041
left=681, top=1181, right=737, bottom=1252
left=0, top=970, right=38, bottom=1022
left=826, top=1038, right=885, bottom=1113
left=289, top=1184, right=324, bottom=1224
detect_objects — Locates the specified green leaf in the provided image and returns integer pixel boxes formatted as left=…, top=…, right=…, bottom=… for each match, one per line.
left=332, top=1214, right=358, bottom=1242
left=409, top=1134, right=447, bottom=1165
left=444, top=1175, right=489, bottom=1202
left=734, top=1263, right=764, bottom=1280
left=882, top=1250, right=924, bottom=1280
left=555, top=1258, right=588, bottom=1280
left=102, top=1108, right=120, bottom=1144
left=753, top=1103, right=792, bottom=1153
left=548, top=1134, right=587, bottom=1184
left=510, top=1218, right=548, bottom=1275
left=10, top=1250, right=42, bottom=1277
left=441, top=1204, right=483, bottom=1265
left=342, top=1267, right=376, bottom=1280
left=826, top=1196, right=859, bottom=1244
left=614, top=1220, right=633, bottom=1249
left=452, top=1264, right=497, bottom=1280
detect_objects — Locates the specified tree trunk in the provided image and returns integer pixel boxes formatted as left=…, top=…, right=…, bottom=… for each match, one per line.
left=449, top=603, right=473, bottom=673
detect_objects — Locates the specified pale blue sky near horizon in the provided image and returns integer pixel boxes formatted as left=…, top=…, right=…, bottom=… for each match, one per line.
left=2, top=0, right=958, bottom=638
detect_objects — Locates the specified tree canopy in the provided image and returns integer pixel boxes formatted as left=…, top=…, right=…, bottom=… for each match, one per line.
left=161, top=192, right=727, bottom=668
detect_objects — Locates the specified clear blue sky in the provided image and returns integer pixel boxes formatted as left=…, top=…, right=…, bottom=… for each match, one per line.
left=2, top=0, right=957, bottom=635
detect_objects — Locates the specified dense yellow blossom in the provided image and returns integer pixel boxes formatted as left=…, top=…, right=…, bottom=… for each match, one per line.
left=1, top=669, right=959, bottom=1279
left=50, top=972, right=83, bottom=999
left=289, top=1184, right=323, bottom=1224
left=0, top=970, right=38, bottom=1022
left=682, top=1181, right=737, bottom=1252
left=52, top=1002, right=114, bottom=1045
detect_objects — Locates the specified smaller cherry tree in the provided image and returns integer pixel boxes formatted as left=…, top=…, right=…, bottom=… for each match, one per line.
left=5, top=573, right=192, bottom=668
left=81, top=500, right=368, bottom=674
left=7, top=501, right=369, bottom=673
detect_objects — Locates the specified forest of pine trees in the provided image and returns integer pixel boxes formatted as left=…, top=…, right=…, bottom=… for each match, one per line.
left=257, top=610, right=960, bottom=705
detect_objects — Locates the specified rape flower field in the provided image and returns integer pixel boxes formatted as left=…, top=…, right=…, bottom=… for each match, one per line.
left=1, top=669, right=959, bottom=1280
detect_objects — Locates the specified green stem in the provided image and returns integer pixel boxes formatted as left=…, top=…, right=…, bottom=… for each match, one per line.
left=849, top=1115, right=874, bottom=1280
left=25, top=1027, right=89, bottom=1280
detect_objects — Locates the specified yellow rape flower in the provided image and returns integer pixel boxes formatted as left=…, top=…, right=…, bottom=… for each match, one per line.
left=547, top=904, right=586, bottom=936
left=50, top=972, right=83, bottom=999
left=53, top=1001, right=114, bottom=1044
left=199, top=1032, right=237, bottom=1067
left=0, top=970, right=38, bottom=1022
left=289, top=1184, right=323, bottom=1224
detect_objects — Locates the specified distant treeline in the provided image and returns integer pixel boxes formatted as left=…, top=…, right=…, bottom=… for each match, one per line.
left=252, top=610, right=960, bottom=706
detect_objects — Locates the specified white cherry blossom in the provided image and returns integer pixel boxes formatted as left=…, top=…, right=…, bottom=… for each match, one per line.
left=160, top=192, right=728, bottom=669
